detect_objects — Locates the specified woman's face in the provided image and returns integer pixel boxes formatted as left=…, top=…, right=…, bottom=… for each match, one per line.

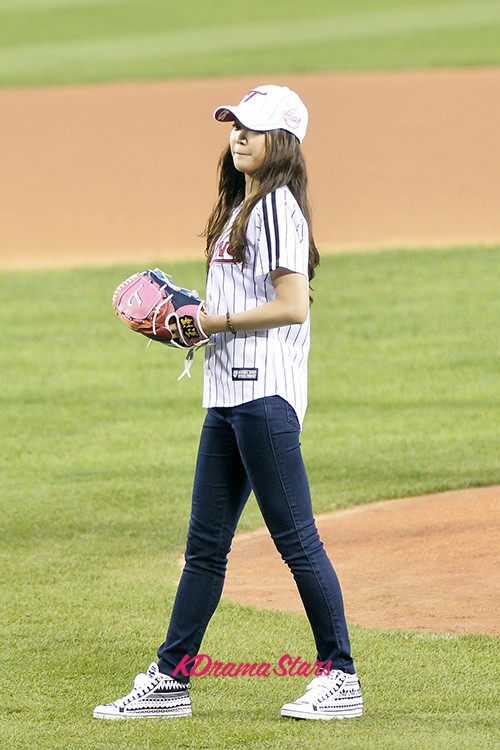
left=230, top=120, right=267, bottom=178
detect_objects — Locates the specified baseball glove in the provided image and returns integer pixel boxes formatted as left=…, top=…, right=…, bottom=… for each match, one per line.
left=112, top=268, right=209, bottom=378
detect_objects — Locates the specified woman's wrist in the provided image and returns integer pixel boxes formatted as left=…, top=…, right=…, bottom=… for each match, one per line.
left=226, top=312, right=237, bottom=335
left=199, top=312, right=232, bottom=336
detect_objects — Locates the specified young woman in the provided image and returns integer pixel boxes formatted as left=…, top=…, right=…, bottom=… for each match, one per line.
left=94, top=85, right=363, bottom=722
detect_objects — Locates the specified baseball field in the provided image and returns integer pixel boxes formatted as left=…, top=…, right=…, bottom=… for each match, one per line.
left=1, top=1, right=499, bottom=749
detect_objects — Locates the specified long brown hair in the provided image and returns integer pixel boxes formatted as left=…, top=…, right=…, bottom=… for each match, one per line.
left=204, top=129, right=320, bottom=284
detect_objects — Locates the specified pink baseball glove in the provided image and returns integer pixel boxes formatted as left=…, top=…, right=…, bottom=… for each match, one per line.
left=112, top=268, right=208, bottom=349
left=112, top=269, right=209, bottom=378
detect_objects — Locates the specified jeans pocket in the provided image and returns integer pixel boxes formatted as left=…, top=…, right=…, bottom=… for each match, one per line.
left=285, top=402, right=300, bottom=431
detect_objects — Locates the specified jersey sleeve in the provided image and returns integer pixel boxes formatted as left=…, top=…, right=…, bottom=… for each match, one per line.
left=253, top=187, right=309, bottom=279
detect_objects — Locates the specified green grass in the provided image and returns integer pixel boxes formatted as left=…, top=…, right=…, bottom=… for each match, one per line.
left=1, top=0, right=500, bottom=86
left=1, top=246, right=499, bottom=748
left=307, top=246, right=500, bottom=510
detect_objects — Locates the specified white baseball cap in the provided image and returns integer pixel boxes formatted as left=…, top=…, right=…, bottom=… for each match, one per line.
left=213, top=84, right=308, bottom=143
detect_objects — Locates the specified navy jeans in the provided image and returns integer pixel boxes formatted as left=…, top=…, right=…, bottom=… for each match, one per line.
left=157, top=396, right=354, bottom=679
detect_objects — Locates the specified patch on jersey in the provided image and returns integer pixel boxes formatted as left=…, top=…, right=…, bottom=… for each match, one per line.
left=232, top=368, right=258, bottom=381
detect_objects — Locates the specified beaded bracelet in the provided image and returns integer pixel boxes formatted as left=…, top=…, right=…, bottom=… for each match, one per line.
left=226, top=312, right=236, bottom=335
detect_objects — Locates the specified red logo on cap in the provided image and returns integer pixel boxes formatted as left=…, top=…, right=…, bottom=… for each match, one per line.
left=243, top=89, right=268, bottom=103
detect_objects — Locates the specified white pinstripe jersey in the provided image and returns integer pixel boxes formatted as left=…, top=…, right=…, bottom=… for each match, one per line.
left=202, top=186, right=310, bottom=428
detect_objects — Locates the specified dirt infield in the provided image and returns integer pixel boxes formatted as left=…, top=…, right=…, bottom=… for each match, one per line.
left=3, top=69, right=499, bottom=634
left=224, top=486, right=500, bottom=636
left=1, top=68, right=500, bottom=268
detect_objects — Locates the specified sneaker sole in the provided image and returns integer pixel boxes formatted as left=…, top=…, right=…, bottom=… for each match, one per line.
left=281, top=706, right=363, bottom=721
left=93, top=707, right=192, bottom=720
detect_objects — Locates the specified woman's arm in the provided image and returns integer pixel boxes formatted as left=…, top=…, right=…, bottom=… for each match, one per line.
left=200, top=268, right=310, bottom=336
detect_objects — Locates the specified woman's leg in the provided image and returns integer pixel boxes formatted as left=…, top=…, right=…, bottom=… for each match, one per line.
left=230, top=396, right=355, bottom=674
left=157, top=408, right=251, bottom=677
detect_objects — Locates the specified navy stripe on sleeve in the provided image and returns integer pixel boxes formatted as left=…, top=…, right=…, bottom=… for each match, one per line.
left=262, top=195, right=273, bottom=272
left=271, top=191, right=280, bottom=268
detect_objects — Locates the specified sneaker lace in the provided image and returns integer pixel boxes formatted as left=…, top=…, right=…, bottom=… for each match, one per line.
left=303, top=671, right=345, bottom=702
left=131, top=664, right=189, bottom=694
left=132, top=671, right=154, bottom=691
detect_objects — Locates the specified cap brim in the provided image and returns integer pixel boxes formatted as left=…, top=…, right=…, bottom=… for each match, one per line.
left=213, top=106, right=270, bottom=134
left=213, top=106, right=238, bottom=123
left=213, top=104, right=304, bottom=141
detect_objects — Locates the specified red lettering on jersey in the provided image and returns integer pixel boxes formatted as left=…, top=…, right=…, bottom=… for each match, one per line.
left=217, top=240, right=230, bottom=257
left=212, top=238, right=237, bottom=264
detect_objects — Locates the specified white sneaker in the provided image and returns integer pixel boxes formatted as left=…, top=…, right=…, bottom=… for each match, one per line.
left=93, top=663, right=192, bottom=719
left=281, top=670, right=363, bottom=720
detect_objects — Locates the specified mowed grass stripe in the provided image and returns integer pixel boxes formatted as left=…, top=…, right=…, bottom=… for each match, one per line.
left=1, top=1, right=500, bottom=75
left=0, top=0, right=133, bottom=11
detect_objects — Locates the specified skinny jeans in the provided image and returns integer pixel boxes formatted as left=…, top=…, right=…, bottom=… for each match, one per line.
left=157, top=396, right=354, bottom=679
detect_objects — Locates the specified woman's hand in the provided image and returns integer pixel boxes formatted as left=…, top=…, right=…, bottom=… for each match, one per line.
left=199, top=310, right=216, bottom=336
left=168, top=321, right=180, bottom=341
